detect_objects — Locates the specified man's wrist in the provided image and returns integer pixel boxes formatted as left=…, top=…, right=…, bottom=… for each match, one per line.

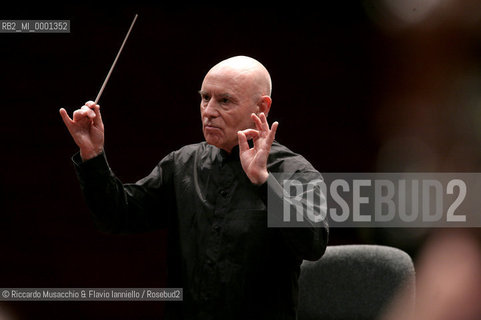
left=80, top=148, right=103, bottom=162
left=252, top=170, right=269, bottom=185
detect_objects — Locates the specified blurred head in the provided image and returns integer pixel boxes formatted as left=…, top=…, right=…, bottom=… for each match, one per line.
left=200, top=55, right=272, bottom=152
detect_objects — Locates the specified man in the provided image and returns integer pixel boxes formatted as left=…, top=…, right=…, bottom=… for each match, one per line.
left=60, top=56, right=328, bottom=319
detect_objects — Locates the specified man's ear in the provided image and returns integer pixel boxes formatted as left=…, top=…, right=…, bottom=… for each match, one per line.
left=257, top=95, right=272, bottom=117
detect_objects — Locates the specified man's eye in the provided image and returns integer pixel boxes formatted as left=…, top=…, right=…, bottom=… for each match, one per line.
left=202, top=94, right=210, bottom=101
left=220, top=98, right=229, bottom=104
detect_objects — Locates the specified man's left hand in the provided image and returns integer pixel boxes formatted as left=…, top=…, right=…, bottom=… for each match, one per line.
left=237, top=113, right=278, bottom=185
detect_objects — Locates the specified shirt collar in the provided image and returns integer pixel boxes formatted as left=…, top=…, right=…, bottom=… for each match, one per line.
left=218, top=140, right=254, bottom=163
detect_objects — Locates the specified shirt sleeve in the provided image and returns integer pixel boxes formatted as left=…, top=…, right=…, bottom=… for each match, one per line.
left=73, top=151, right=175, bottom=234
left=265, top=170, right=329, bottom=261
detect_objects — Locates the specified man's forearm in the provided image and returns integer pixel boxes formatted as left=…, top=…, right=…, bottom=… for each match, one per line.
left=73, top=151, right=130, bottom=233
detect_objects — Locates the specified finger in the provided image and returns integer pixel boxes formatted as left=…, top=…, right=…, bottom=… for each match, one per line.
left=251, top=113, right=263, bottom=131
left=80, top=105, right=97, bottom=119
left=259, top=112, right=269, bottom=131
left=72, top=108, right=94, bottom=122
left=59, top=108, right=74, bottom=128
left=85, top=101, right=96, bottom=108
left=92, top=104, right=103, bottom=128
left=85, top=101, right=100, bottom=124
left=241, top=129, right=260, bottom=140
left=267, top=121, right=279, bottom=145
left=237, top=131, right=250, bottom=153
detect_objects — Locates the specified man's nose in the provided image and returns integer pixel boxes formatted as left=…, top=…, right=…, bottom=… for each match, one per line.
left=203, top=100, right=219, bottom=118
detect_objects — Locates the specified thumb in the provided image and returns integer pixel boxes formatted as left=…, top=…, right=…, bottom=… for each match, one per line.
left=237, top=131, right=250, bottom=153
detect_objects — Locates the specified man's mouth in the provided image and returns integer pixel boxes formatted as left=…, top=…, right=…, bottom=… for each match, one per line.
left=204, top=122, right=221, bottom=131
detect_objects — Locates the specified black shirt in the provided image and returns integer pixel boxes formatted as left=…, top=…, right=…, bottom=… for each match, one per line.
left=73, top=141, right=328, bottom=320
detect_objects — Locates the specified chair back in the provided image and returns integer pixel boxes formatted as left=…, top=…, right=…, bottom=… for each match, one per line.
left=297, top=245, right=415, bottom=320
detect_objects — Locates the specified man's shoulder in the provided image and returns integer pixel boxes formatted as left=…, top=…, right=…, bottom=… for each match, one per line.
left=269, top=141, right=317, bottom=173
left=167, top=141, right=216, bottom=163
left=174, top=141, right=209, bottom=154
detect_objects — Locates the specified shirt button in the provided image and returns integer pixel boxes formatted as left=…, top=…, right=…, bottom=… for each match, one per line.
left=219, top=189, right=228, bottom=197
left=212, top=224, right=221, bottom=232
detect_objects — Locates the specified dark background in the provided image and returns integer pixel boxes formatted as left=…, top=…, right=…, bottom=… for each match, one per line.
left=1, top=1, right=481, bottom=319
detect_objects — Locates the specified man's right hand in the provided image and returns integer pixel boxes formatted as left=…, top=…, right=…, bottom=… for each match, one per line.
left=59, top=101, right=105, bottom=161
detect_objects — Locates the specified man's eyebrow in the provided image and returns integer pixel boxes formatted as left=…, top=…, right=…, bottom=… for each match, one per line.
left=219, top=93, right=233, bottom=99
left=198, top=90, right=236, bottom=100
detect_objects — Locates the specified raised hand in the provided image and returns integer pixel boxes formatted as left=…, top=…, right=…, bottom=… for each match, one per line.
left=59, top=101, right=105, bottom=161
left=237, top=112, right=278, bottom=185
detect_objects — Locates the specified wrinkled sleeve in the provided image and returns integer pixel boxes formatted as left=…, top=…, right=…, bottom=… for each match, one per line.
left=265, top=170, right=329, bottom=261
left=73, top=151, right=175, bottom=234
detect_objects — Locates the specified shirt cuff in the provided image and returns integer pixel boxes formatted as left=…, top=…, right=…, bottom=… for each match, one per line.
left=256, top=172, right=281, bottom=205
left=72, top=151, right=112, bottom=181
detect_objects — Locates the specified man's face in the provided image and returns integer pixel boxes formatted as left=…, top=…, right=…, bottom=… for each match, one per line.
left=200, top=67, right=259, bottom=152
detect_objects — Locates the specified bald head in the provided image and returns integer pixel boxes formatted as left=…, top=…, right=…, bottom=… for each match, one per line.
left=208, top=56, right=272, bottom=98
left=199, top=56, right=273, bottom=152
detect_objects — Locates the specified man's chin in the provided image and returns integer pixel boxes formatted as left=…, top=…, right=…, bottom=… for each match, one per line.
left=204, top=135, right=233, bottom=152
left=204, top=134, right=223, bottom=148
